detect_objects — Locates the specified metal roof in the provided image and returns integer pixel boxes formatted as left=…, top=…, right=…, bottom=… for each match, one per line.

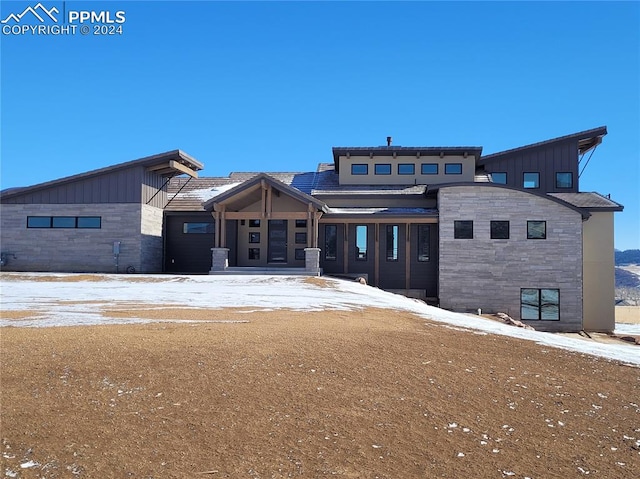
left=549, top=192, right=624, bottom=211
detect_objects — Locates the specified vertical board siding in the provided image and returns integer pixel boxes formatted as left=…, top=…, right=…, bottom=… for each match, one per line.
left=378, top=223, right=406, bottom=289
left=164, top=213, right=215, bottom=273
left=409, top=223, right=439, bottom=297
left=318, top=223, right=345, bottom=274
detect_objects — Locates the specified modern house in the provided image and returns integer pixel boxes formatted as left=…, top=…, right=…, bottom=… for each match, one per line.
left=0, top=127, right=623, bottom=332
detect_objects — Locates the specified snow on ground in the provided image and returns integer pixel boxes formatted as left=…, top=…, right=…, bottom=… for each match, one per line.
left=1, top=273, right=638, bottom=366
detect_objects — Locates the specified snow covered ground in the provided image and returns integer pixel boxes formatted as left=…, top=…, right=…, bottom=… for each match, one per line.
left=1, top=273, right=638, bottom=366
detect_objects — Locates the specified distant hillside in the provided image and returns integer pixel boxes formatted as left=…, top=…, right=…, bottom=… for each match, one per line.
left=615, top=249, right=640, bottom=265
left=615, top=267, right=640, bottom=288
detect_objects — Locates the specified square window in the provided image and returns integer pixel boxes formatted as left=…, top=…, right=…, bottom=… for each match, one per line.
left=490, top=221, right=510, bottom=239
left=521, top=288, right=559, bottom=320
left=556, top=172, right=573, bottom=189
left=445, top=163, right=462, bottom=175
left=295, top=248, right=305, bottom=260
left=52, top=217, right=76, bottom=228
left=295, top=232, right=307, bottom=244
left=454, top=220, right=473, bottom=239
left=527, top=221, right=546, bottom=239
left=523, top=172, right=540, bottom=189
left=27, top=216, right=51, bottom=228
left=77, top=217, right=101, bottom=229
left=249, top=232, right=261, bottom=243
left=491, top=172, right=507, bottom=184
left=398, top=164, right=415, bottom=175
left=351, top=164, right=368, bottom=175
left=421, top=163, right=438, bottom=175
left=374, top=164, right=391, bottom=175
left=249, top=219, right=261, bottom=227
left=295, top=219, right=307, bottom=228
left=248, top=248, right=260, bottom=260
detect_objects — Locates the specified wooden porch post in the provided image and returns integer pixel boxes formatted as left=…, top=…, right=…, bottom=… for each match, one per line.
left=220, top=205, right=226, bottom=248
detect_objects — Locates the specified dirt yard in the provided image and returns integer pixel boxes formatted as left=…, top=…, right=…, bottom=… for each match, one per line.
left=1, top=304, right=639, bottom=479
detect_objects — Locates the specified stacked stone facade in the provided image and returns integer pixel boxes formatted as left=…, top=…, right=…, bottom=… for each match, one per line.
left=438, top=186, right=583, bottom=332
left=0, top=203, right=164, bottom=273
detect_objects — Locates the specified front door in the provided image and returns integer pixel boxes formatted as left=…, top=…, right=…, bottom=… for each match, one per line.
left=268, top=220, right=288, bottom=263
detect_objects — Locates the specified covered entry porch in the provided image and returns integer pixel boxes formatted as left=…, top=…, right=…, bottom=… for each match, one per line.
left=203, top=174, right=328, bottom=275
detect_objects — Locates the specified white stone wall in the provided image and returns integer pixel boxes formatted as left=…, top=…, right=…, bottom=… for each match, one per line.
left=438, top=186, right=583, bottom=332
left=0, top=203, right=162, bottom=273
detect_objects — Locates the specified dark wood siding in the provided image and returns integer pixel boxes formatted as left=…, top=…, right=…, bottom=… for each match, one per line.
left=165, top=213, right=215, bottom=273
left=379, top=223, right=406, bottom=289
left=482, top=139, right=579, bottom=193
left=409, top=223, right=439, bottom=298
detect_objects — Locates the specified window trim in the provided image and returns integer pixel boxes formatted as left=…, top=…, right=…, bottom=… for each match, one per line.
left=527, top=220, right=547, bottom=240
left=248, top=219, right=261, bottom=228
left=248, top=248, right=260, bottom=260
left=374, top=163, right=392, bottom=175
left=397, top=163, right=415, bottom=175
left=295, top=219, right=307, bottom=228
left=490, top=220, right=510, bottom=240
left=249, top=232, right=261, bottom=243
left=454, top=220, right=473, bottom=239
left=351, top=164, right=368, bottom=175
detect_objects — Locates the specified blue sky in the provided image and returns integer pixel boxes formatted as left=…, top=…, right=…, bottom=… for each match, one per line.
left=1, top=0, right=638, bottom=249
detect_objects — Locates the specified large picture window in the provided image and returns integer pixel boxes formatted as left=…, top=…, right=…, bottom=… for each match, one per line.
left=386, top=225, right=399, bottom=261
left=28, top=216, right=102, bottom=229
left=355, top=225, right=368, bottom=260
left=324, top=225, right=337, bottom=261
left=454, top=220, right=473, bottom=239
left=521, top=288, right=560, bottom=320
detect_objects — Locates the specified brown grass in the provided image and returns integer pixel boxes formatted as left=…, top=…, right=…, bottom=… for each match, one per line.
left=1, top=307, right=639, bottom=478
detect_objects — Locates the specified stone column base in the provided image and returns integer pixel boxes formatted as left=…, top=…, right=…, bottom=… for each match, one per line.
left=210, top=248, right=229, bottom=273
left=304, top=248, right=321, bottom=274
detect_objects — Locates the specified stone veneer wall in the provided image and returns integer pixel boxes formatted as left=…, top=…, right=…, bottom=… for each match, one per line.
left=438, top=186, right=583, bottom=332
left=0, top=203, right=163, bottom=273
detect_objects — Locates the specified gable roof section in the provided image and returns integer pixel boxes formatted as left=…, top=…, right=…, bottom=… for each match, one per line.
left=203, top=173, right=328, bottom=212
left=479, top=126, right=607, bottom=164
left=1, top=150, right=203, bottom=201
left=332, top=146, right=483, bottom=173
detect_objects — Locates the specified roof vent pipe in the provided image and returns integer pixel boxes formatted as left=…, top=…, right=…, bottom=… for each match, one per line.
left=386, top=136, right=392, bottom=146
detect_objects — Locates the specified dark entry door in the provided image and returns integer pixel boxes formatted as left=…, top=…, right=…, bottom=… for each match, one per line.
left=268, top=220, right=288, bottom=263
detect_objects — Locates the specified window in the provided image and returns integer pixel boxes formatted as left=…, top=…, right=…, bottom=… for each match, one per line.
left=351, top=164, right=368, bottom=175
left=355, top=225, right=368, bottom=260
left=521, top=288, right=560, bottom=320
left=398, top=164, right=415, bottom=175
left=490, top=221, right=510, bottom=239
left=249, top=232, right=261, bottom=243
left=295, top=248, right=305, bottom=261
left=27, top=216, right=102, bottom=229
left=374, top=164, right=391, bottom=175
left=445, top=163, right=462, bottom=175
left=77, top=217, right=101, bottom=229
left=491, top=172, right=507, bottom=184
left=183, top=222, right=214, bottom=234
left=556, top=172, right=573, bottom=189
left=248, top=248, right=260, bottom=260
left=523, top=172, right=540, bottom=189
left=295, top=219, right=307, bottom=228
left=324, top=225, right=337, bottom=261
left=295, top=232, right=307, bottom=244
left=52, top=217, right=76, bottom=228
left=27, top=216, right=51, bottom=228
left=386, top=225, right=399, bottom=261
left=417, top=225, right=430, bottom=262
left=421, top=163, right=438, bottom=175
left=527, top=221, right=546, bottom=239
left=249, top=219, right=261, bottom=227
left=454, top=220, right=473, bottom=239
